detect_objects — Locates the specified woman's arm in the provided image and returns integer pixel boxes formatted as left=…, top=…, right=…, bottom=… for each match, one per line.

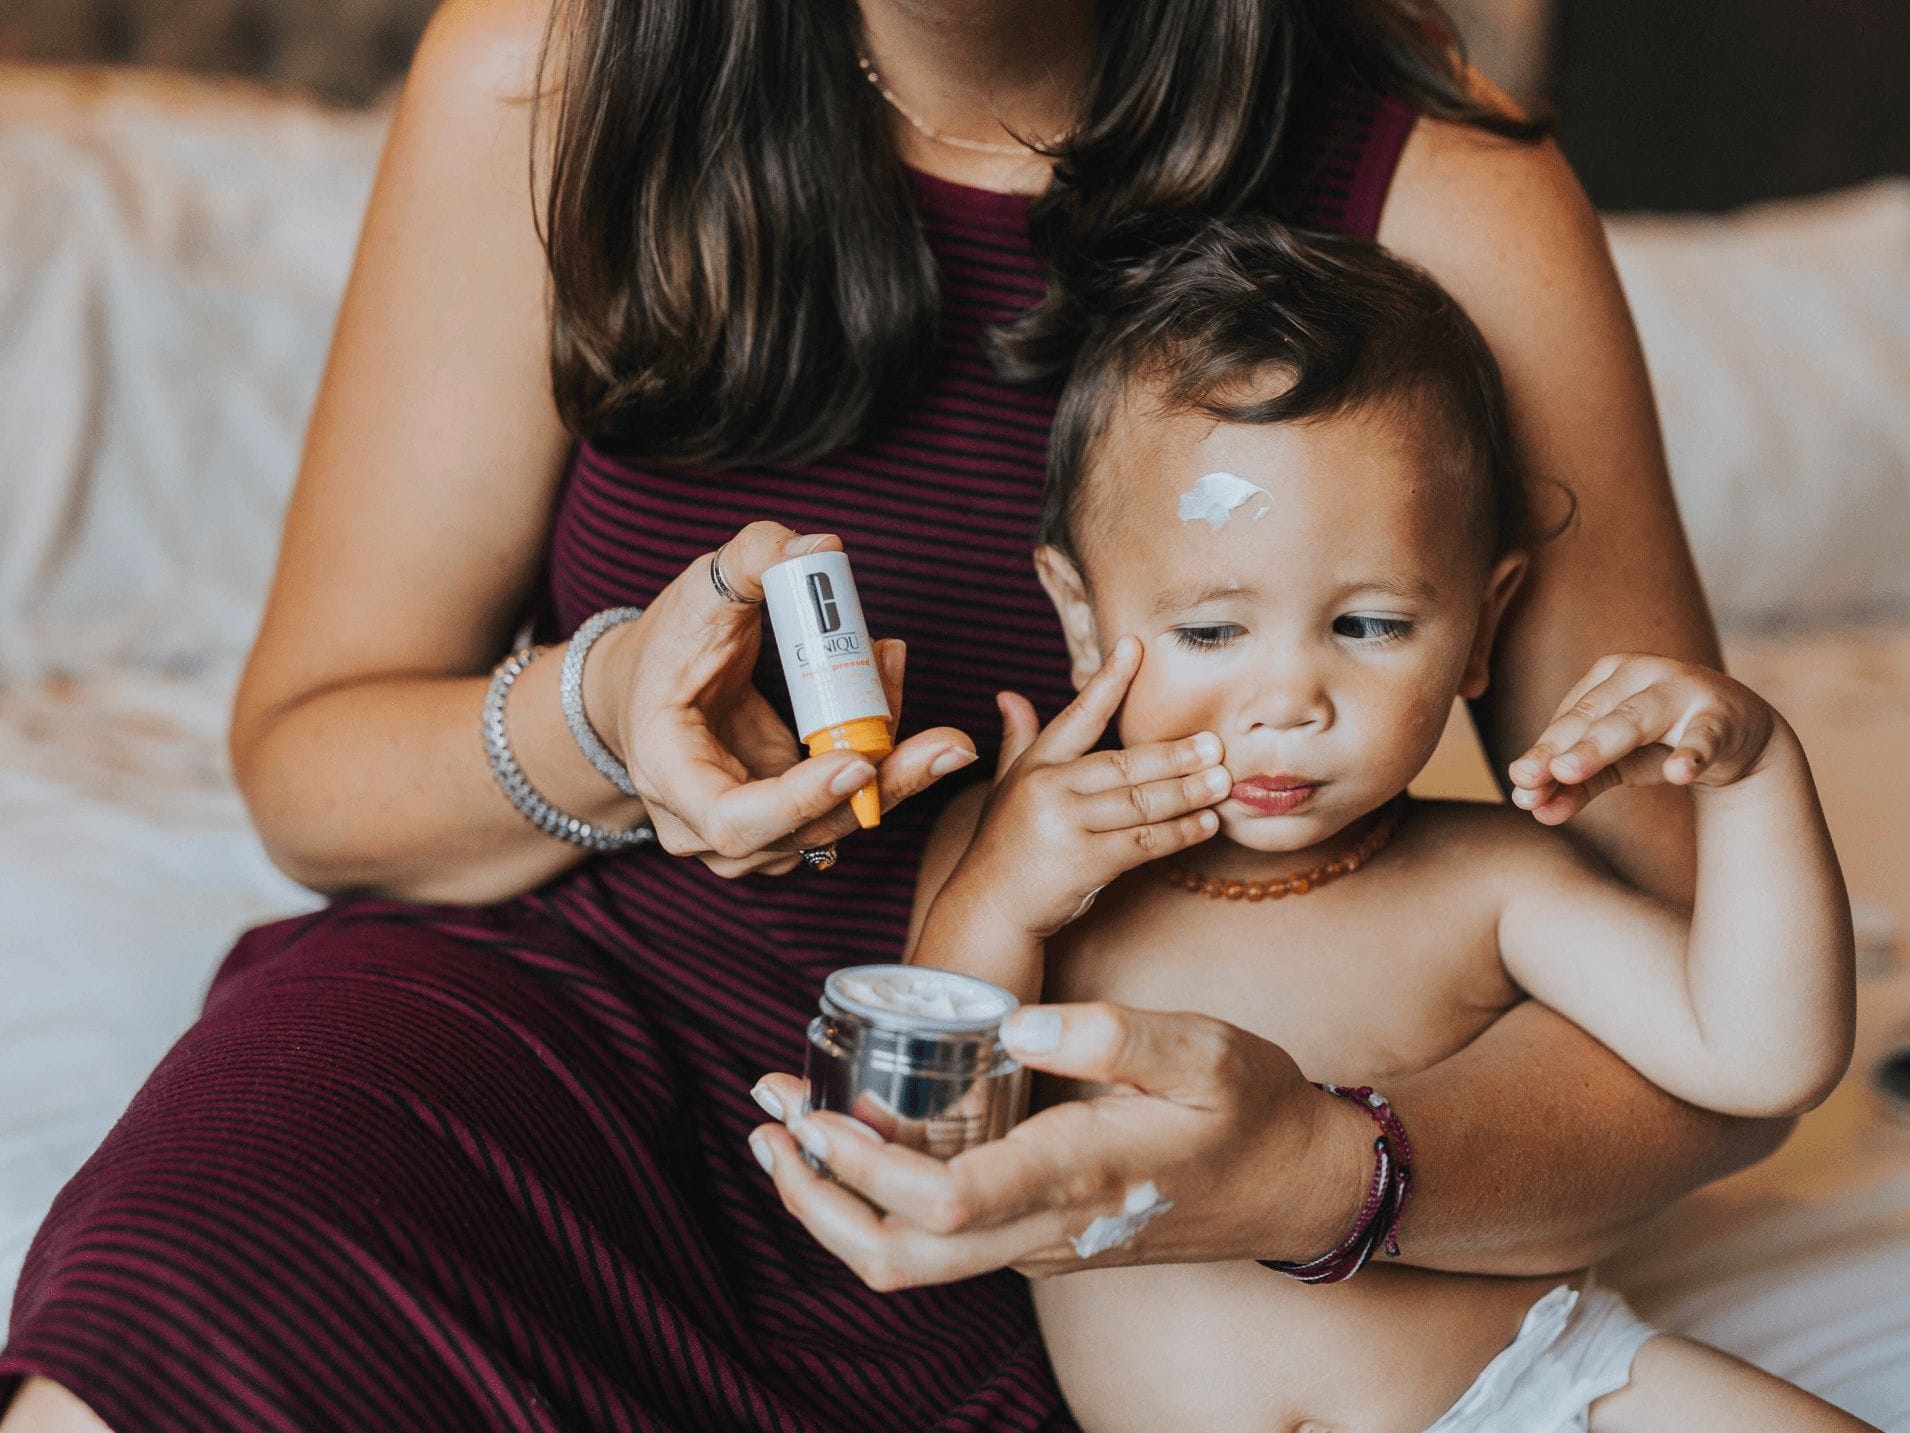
left=232, top=0, right=973, bottom=905
left=229, top=0, right=615, bottom=904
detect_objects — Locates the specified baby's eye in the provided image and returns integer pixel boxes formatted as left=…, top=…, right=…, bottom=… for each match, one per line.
left=1333, top=614, right=1412, bottom=643
left=1172, top=624, right=1243, bottom=652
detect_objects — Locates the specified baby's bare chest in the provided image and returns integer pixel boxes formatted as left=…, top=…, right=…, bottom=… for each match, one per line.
left=1045, top=863, right=1519, bottom=1083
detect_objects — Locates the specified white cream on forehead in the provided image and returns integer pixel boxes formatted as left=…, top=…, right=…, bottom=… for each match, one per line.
left=1177, top=471, right=1271, bottom=530
left=835, top=971, right=1009, bottom=1024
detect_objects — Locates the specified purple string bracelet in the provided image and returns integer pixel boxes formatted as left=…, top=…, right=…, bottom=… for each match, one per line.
left=1260, top=1083, right=1413, bottom=1285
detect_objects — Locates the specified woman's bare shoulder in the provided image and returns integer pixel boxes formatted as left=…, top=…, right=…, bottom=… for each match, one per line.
left=1378, top=93, right=1603, bottom=303
left=406, top=0, right=563, bottom=115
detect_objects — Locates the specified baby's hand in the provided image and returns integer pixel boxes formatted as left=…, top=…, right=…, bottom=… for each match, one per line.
left=1507, top=654, right=1777, bottom=824
left=960, top=636, right=1230, bottom=936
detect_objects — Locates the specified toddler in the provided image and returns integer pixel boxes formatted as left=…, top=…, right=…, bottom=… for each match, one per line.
left=905, top=219, right=1865, bottom=1432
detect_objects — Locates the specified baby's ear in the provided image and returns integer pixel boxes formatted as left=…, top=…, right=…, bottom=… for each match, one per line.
left=1459, top=551, right=1529, bottom=700
left=1033, top=546, right=1104, bottom=691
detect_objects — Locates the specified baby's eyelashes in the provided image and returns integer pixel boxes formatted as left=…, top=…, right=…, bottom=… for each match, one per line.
left=1332, top=615, right=1412, bottom=643
left=1172, top=625, right=1242, bottom=652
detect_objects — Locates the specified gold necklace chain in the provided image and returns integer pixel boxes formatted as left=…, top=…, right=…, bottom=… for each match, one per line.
left=1162, top=800, right=1405, bottom=902
left=856, top=53, right=1071, bottom=157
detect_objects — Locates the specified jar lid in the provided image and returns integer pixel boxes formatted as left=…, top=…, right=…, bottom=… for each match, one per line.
left=821, top=964, right=1018, bottom=1034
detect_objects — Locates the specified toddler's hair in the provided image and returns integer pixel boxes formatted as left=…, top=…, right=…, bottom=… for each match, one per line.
left=1040, top=216, right=1527, bottom=566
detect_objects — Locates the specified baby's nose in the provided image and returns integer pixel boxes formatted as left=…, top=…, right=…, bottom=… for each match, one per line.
left=1244, top=657, right=1332, bottom=733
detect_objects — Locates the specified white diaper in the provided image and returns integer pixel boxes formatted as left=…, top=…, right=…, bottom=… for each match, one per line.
left=1421, top=1277, right=1658, bottom=1432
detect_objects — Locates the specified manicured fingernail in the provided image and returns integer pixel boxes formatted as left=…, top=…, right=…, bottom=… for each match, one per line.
left=1201, top=767, right=1231, bottom=795
left=749, top=1131, right=775, bottom=1175
left=830, top=762, right=877, bottom=796
left=795, top=1121, right=831, bottom=1161
left=1511, top=786, right=1538, bottom=808
left=831, top=1116, right=884, bottom=1145
left=1198, top=811, right=1220, bottom=832
left=750, top=1082, right=783, bottom=1120
left=929, top=748, right=978, bottom=777
left=1003, top=1009, right=1061, bottom=1054
left=786, top=534, right=833, bottom=555
left=1193, top=732, right=1222, bottom=763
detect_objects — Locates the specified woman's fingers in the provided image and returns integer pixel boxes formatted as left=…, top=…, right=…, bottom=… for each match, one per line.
left=994, top=691, right=1043, bottom=780
left=749, top=1073, right=808, bottom=1126
left=779, top=727, right=978, bottom=853
left=750, top=1122, right=1060, bottom=1290
left=876, top=638, right=907, bottom=727
left=650, top=731, right=877, bottom=860
left=1000, top=1001, right=1242, bottom=1105
left=1030, top=636, right=1142, bottom=764
left=699, top=522, right=841, bottom=613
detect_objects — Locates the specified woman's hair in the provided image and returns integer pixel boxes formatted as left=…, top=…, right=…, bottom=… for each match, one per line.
left=1040, top=216, right=1526, bottom=568
left=535, top=0, right=1544, bottom=469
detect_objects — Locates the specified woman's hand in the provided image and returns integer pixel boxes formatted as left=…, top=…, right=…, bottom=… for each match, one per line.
left=746, top=1002, right=1370, bottom=1290
left=593, top=521, right=978, bottom=876
left=1506, top=654, right=1780, bottom=825
left=946, top=637, right=1230, bottom=938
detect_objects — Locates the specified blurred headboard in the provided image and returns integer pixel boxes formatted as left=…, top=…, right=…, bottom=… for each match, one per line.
left=1547, top=0, right=1910, bottom=213
left=0, top=0, right=434, bottom=106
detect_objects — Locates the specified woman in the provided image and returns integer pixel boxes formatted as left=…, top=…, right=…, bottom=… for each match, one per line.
left=1, top=0, right=1780, bottom=1428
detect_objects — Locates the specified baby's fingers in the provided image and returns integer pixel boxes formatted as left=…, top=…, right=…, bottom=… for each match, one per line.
left=1539, top=683, right=1679, bottom=787
left=1106, top=809, right=1221, bottom=863
left=1033, top=637, right=1142, bottom=764
left=1080, top=765, right=1233, bottom=832
left=1663, top=712, right=1726, bottom=785
left=1071, top=732, right=1224, bottom=796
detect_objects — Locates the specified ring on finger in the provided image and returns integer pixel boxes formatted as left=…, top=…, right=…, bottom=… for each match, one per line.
left=799, top=843, right=840, bottom=872
left=710, top=543, right=761, bottom=605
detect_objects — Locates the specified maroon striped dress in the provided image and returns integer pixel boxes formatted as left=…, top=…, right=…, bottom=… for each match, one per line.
left=2, top=88, right=1414, bottom=1431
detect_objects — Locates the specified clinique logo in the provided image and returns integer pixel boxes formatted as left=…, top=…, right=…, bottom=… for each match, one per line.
left=793, top=570, right=862, bottom=664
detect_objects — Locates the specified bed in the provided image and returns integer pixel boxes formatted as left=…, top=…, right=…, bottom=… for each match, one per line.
left=1, top=64, right=1907, bottom=1426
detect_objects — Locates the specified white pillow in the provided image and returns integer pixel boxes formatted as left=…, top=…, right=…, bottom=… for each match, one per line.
left=0, top=66, right=384, bottom=684
left=1606, top=181, right=1910, bottom=631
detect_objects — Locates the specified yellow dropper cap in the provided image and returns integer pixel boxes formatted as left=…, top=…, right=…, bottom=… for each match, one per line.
left=807, top=716, right=893, bottom=828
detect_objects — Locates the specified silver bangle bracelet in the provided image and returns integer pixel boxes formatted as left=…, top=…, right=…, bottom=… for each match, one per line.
left=483, top=647, right=656, bottom=853
left=560, top=606, right=644, bottom=798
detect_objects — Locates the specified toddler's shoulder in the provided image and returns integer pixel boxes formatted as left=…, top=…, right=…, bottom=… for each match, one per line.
left=1403, top=797, right=1603, bottom=887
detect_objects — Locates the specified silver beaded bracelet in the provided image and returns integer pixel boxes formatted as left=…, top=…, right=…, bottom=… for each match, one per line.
left=560, top=606, right=644, bottom=798
left=483, top=646, right=656, bottom=853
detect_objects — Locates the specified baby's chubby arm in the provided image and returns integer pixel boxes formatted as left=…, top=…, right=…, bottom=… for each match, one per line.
left=1498, top=655, right=1855, bottom=1119
left=906, top=637, right=1229, bottom=1002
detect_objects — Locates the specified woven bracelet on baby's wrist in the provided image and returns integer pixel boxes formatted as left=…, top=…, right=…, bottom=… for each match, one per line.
left=483, top=646, right=656, bottom=853
left=1260, top=1083, right=1413, bottom=1285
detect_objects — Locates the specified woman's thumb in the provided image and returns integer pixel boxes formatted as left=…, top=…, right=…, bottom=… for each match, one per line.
left=998, top=1002, right=1230, bottom=1103
left=995, top=691, right=1042, bottom=780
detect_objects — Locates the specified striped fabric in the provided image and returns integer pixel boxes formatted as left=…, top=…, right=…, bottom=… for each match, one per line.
left=2, top=89, right=1414, bottom=1431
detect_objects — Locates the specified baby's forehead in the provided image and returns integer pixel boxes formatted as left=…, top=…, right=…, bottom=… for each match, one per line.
left=1077, top=393, right=1458, bottom=570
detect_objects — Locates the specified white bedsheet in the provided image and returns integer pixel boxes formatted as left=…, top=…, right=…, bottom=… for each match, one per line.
left=0, top=667, right=318, bottom=1315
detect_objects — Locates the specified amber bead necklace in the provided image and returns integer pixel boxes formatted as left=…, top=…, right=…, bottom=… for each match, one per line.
left=1161, top=799, right=1406, bottom=902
